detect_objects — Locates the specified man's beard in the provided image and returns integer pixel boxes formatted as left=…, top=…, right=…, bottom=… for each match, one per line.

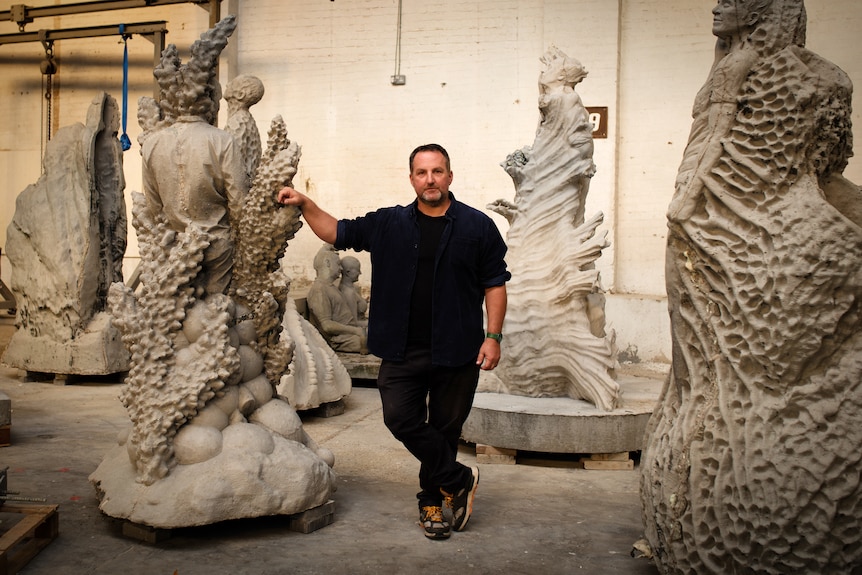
left=419, top=189, right=447, bottom=207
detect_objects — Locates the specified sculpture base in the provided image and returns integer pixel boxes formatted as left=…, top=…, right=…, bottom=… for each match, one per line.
left=89, top=426, right=336, bottom=529
left=1, top=312, right=129, bottom=376
left=462, top=371, right=662, bottom=454
left=335, top=352, right=382, bottom=381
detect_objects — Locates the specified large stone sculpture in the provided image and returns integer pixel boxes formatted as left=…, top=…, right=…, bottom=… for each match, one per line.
left=306, top=244, right=368, bottom=354
left=2, top=92, right=129, bottom=376
left=90, top=16, right=336, bottom=528
left=640, top=1, right=862, bottom=572
left=222, top=73, right=351, bottom=410
left=484, top=46, right=619, bottom=411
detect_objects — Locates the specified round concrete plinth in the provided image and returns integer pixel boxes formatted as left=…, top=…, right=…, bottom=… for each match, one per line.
left=462, top=372, right=662, bottom=453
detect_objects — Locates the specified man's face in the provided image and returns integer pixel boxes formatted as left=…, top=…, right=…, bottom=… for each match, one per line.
left=409, top=151, right=453, bottom=208
left=712, top=0, right=748, bottom=38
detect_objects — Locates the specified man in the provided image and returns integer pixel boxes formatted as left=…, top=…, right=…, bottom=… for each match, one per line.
left=278, top=143, right=509, bottom=540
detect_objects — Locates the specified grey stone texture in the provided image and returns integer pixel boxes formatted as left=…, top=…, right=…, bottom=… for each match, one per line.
left=90, top=16, right=338, bottom=529
left=486, top=46, right=619, bottom=411
left=640, top=1, right=862, bottom=572
left=2, top=93, right=129, bottom=375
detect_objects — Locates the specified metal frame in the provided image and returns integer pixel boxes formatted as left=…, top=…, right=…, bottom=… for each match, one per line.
left=0, top=1, right=222, bottom=95
left=2, top=1, right=220, bottom=30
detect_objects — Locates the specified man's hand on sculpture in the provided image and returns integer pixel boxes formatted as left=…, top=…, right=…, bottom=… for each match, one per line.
left=277, top=186, right=304, bottom=208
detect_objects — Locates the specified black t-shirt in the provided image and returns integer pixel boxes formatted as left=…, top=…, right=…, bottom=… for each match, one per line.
left=407, top=211, right=447, bottom=345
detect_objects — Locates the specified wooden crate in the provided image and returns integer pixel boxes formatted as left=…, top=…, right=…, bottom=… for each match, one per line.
left=0, top=502, right=59, bottom=575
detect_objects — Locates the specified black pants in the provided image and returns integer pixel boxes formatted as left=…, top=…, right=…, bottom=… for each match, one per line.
left=376, top=346, right=480, bottom=508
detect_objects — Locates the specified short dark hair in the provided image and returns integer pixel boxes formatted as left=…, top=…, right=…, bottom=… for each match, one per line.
left=409, top=143, right=450, bottom=172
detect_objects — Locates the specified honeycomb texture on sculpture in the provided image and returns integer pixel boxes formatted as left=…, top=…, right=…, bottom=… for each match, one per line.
left=640, top=1, right=862, bottom=573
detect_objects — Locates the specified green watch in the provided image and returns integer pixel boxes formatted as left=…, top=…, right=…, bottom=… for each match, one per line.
left=485, top=332, right=503, bottom=342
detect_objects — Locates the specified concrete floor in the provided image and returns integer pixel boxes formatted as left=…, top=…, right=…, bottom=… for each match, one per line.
left=0, top=316, right=661, bottom=575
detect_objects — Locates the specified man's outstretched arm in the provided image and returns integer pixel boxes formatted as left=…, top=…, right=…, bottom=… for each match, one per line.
left=277, top=186, right=338, bottom=244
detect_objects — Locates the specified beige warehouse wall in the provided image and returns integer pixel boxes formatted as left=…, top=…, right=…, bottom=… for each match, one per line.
left=0, top=2, right=210, bottom=280
left=1, top=0, right=859, bottom=361
left=234, top=0, right=620, bottom=289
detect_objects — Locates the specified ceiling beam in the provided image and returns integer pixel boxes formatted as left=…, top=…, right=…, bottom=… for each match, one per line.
left=0, top=21, right=168, bottom=45
left=2, top=1, right=212, bottom=30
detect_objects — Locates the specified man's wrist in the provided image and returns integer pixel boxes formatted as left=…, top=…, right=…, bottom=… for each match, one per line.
left=485, top=332, right=503, bottom=342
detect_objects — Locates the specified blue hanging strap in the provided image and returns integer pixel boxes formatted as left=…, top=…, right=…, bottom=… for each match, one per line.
left=119, top=24, right=131, bottom=151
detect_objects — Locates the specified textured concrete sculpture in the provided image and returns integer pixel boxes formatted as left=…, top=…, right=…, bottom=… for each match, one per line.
left=224, top=74, right=265, bottom=184
left=485, top=46, right=619, bottom=411
left=277, top=296, right=352, bottom=411
left=307, top=244, right=368, bottom=354
left=2, top=93, right=129, bottom=376
left=640, top=1, right=862, bottom=572
left=90, top=17, right=336, bottom=528
left=338, top=256, right=368, bottom=323
left=222, top=73, right=350, bottom=410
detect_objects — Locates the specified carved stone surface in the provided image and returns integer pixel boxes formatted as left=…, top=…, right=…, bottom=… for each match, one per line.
left=338, top=255, right=368, bottom=323
left=223, top=74, right=352, bottom=410
left=277, top=296, right=352, bottom=411
left=90, top=17, right=337, bottom=528
left=2, top=92, right=129, bottom=375
left=640, top=1, right=862, bottom=572
left=224, top=74, right=265, bottom=185
left=306, top=244, right=368, bottom=354
left=485, top=46, right=619, bottom=411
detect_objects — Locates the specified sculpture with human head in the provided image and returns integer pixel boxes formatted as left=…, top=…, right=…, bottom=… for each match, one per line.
left=641, top=1, right=862, bottom=573
left=338, top=255, right=368, bottom=323
left=307, top=245, right=367, bottom=353
left=539, top=45, right=588, bottom=91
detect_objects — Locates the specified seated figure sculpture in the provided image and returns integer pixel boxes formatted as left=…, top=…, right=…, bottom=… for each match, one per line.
left=307, top=244, right=367, bottom=353
left=338, top=255, right=368, bottom=324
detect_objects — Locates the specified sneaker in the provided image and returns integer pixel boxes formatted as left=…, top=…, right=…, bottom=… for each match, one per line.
left=441, top=466, right=479, bottom=531
left=419, top=505, right=450, bottom=539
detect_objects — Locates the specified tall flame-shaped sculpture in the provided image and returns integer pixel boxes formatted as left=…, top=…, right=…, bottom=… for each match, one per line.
left=485, top=46, right=619, bottom=412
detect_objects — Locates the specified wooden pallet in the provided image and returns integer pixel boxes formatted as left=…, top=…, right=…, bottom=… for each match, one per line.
left=474, top=444, right=635, bottom=470
left=0, top=502, right=59, bottom=575
left=121, top=499, right=336, bottom=543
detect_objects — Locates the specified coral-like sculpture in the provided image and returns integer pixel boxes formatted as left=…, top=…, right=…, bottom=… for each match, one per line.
left=485, top=46, right=619, bottom=411
left=90, top=16, right=336, bottom=528
left=224, top=74, right=265, bottom=183
left=220, top=73, right=351, bottom=410
left=230, top=116, right=304, bottom=384
left=640, top=1, right=862, bottom=572
left=232, top=118, right=351, bottom=411
left=2, top=93, right=129, bottom=375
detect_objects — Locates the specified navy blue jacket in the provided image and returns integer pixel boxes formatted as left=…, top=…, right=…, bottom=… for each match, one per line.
left=334, top=194, right=510, bottom=366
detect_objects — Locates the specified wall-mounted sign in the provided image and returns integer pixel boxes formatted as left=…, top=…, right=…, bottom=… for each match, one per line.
left=587, top=106, right=608, bottom=139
